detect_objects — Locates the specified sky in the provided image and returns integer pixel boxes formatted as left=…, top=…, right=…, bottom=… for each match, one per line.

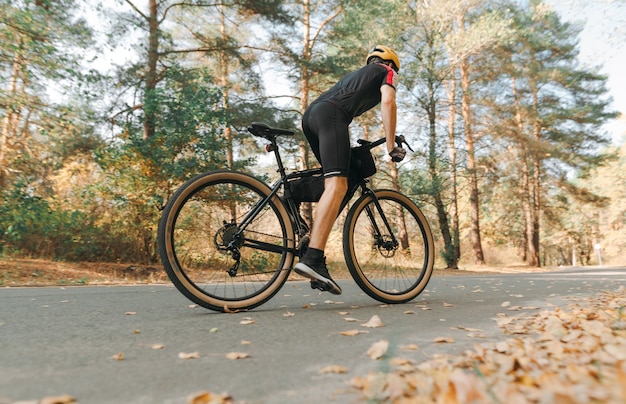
left=544, top=0, right=626, bottom=145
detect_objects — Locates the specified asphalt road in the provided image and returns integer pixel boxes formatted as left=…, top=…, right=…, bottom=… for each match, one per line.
left=1, top=267, right=625, bottom=404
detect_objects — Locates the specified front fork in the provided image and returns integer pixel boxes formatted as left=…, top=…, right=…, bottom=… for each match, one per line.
left=363, top=192, right=399, bottom=257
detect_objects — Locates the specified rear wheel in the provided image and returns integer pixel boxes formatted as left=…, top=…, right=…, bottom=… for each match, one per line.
left=343, top=189, right=434, bottom=304
left=158, top=170, right=295, bottom=312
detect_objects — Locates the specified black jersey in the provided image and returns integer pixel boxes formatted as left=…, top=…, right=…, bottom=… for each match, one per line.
left=312, top=62, right=398, bottom=119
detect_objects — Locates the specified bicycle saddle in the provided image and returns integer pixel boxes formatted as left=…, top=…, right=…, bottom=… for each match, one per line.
left=247, top=122, right=294, bottom=138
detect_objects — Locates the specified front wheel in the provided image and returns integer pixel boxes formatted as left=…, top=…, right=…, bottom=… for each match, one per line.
left=158, top=170, right=295, bottom=312
left=343, top=189, right=435, bottom=304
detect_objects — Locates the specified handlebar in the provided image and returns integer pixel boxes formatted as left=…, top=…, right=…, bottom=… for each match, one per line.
left=357, top=134, right=414, bottom=153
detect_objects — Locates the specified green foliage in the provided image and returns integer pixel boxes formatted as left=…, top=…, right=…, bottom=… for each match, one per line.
left=0, top=183, right=137, bottom=261
left=93, top=66, right=231, bottom=262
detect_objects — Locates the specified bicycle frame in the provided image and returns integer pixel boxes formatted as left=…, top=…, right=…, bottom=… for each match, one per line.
left=234, top=130, right=401, bottom=258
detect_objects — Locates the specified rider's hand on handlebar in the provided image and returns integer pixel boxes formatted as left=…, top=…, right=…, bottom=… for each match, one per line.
left=389, top=147, right=406, bottom=163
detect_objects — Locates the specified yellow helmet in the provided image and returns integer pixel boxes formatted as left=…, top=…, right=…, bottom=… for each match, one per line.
left=366, top=45, right=400, bottom=72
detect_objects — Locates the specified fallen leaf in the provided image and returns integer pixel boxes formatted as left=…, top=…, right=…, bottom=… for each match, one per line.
left=341, top=329, right=369, bottom=336
left=401, top=344, right=419, bottom=351
left=225, top=352, right=250, bottom=360
left=361, top=315, right=384, bottom=328
left=467, top=332, right=487, bottom=338
left=433, top=337, right=455, bottom=343
left=501, top=301, right=511, bottom=308
left=390, top=357, right=413, bottom=366
left=133, top=329, right=141, bottom=334
left=443, top=302, right=455, bottom=307
left=112, top=352, right=124, bottom=360
left=151, top=344, right=165, bottom=350
left=283, top=312, right=295, bottom=317
left=240, top=340, right=251, bottom=345
left=178, top=352, right=201, bottom=359
left=404, top=310, right=417, bottom=314
left=223, top=305, right=243, bottom=313
left=239, top=317, right=255, bottom=325
left=319, top=365, right=348, bottom=374
left=367, top=339, right=389, bottom=360
left=210, top=327, right=219, bottom=333
left=124, top=311, right=137, bottom=315
left=40, top=395, right=77, bottom=404
left=455, top=325, right=484, bottom=333
left=187, top=391, right=232, bottom=404
left=344, top=317, right=360, bottom=322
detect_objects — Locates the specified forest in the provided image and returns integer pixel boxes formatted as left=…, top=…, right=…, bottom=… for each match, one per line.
left=0, top=0, right=624, bottom=271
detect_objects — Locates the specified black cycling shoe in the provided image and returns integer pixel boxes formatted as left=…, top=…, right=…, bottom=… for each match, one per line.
left=311, top=280, right=331, bottom=292
left=294, top=258, right=342, bottom=295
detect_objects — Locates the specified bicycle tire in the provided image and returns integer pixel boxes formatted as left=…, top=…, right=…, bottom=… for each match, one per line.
left=343, top=189, right=435, bottom=304
left=158, top=170, right=295, bottom=312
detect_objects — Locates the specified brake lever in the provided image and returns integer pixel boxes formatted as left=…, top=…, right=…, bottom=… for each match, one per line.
left=395, top=135, right=414, bottom=152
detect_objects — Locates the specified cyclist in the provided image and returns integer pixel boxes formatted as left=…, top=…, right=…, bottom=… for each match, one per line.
left=294, top=45, right=406, bottom=295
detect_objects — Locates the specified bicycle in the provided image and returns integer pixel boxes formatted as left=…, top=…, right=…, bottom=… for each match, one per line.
left=157, top=122, right=435, bottom=312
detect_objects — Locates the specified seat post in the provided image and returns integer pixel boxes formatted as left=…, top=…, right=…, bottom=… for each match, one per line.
left=269, top=136, right=288, bottom=179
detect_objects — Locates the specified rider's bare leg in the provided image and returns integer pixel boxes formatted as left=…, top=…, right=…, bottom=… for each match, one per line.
left=309, top=176, right=348, bottom=250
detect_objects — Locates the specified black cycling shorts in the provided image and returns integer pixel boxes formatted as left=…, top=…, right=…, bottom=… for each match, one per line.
left=302, top=101, right=351, bottom=178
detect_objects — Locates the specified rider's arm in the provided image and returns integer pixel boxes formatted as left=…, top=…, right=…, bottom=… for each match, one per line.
left=380, top=84, right=397, bottom=154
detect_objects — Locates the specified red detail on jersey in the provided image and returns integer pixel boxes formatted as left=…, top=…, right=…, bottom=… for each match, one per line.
left=382, top=64, right=397, bottom=89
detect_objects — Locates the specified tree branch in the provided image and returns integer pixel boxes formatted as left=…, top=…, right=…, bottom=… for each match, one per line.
left=125, top=0, right=148, bottom=20
left=310, top=5, right=343, bottom=49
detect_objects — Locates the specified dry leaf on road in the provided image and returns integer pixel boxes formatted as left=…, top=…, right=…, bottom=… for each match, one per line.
left=178, top=352, right=201, bottom=359
left=340, top=329, right=369, bottom=337
left=40, top=395, right=77, bottom=404
left=319, top=365, right=348, bottom=374
left=187, top=391, right=233, bottom=404
left=112, top=352, right=124, bottom=360
left=367, top=339, right=389, bottom=360
left=361, top=315, right=384, bottom=328
left=351, top=286, right=626, bottom=404
left=225, top=352, right=250, bottom=360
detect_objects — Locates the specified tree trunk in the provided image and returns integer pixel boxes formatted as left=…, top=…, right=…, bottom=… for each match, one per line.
left=143, top=0, right=159, bottom=141
left=299, top=0, right=313, bottom=226
left=219, top=4, right=233, bottom=170
left=446, top=74, right=460, bottom=264
left=529, top=77, right=541, bottom=267
left=0, top=41, right=24, bottom=188
left=511, top=76, right=528, bottom=261
left=428, top=80, right=456, bottom=269
left=521, top=151, right=532, bottom=262
left=460, top=58, right=485, bottom=265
